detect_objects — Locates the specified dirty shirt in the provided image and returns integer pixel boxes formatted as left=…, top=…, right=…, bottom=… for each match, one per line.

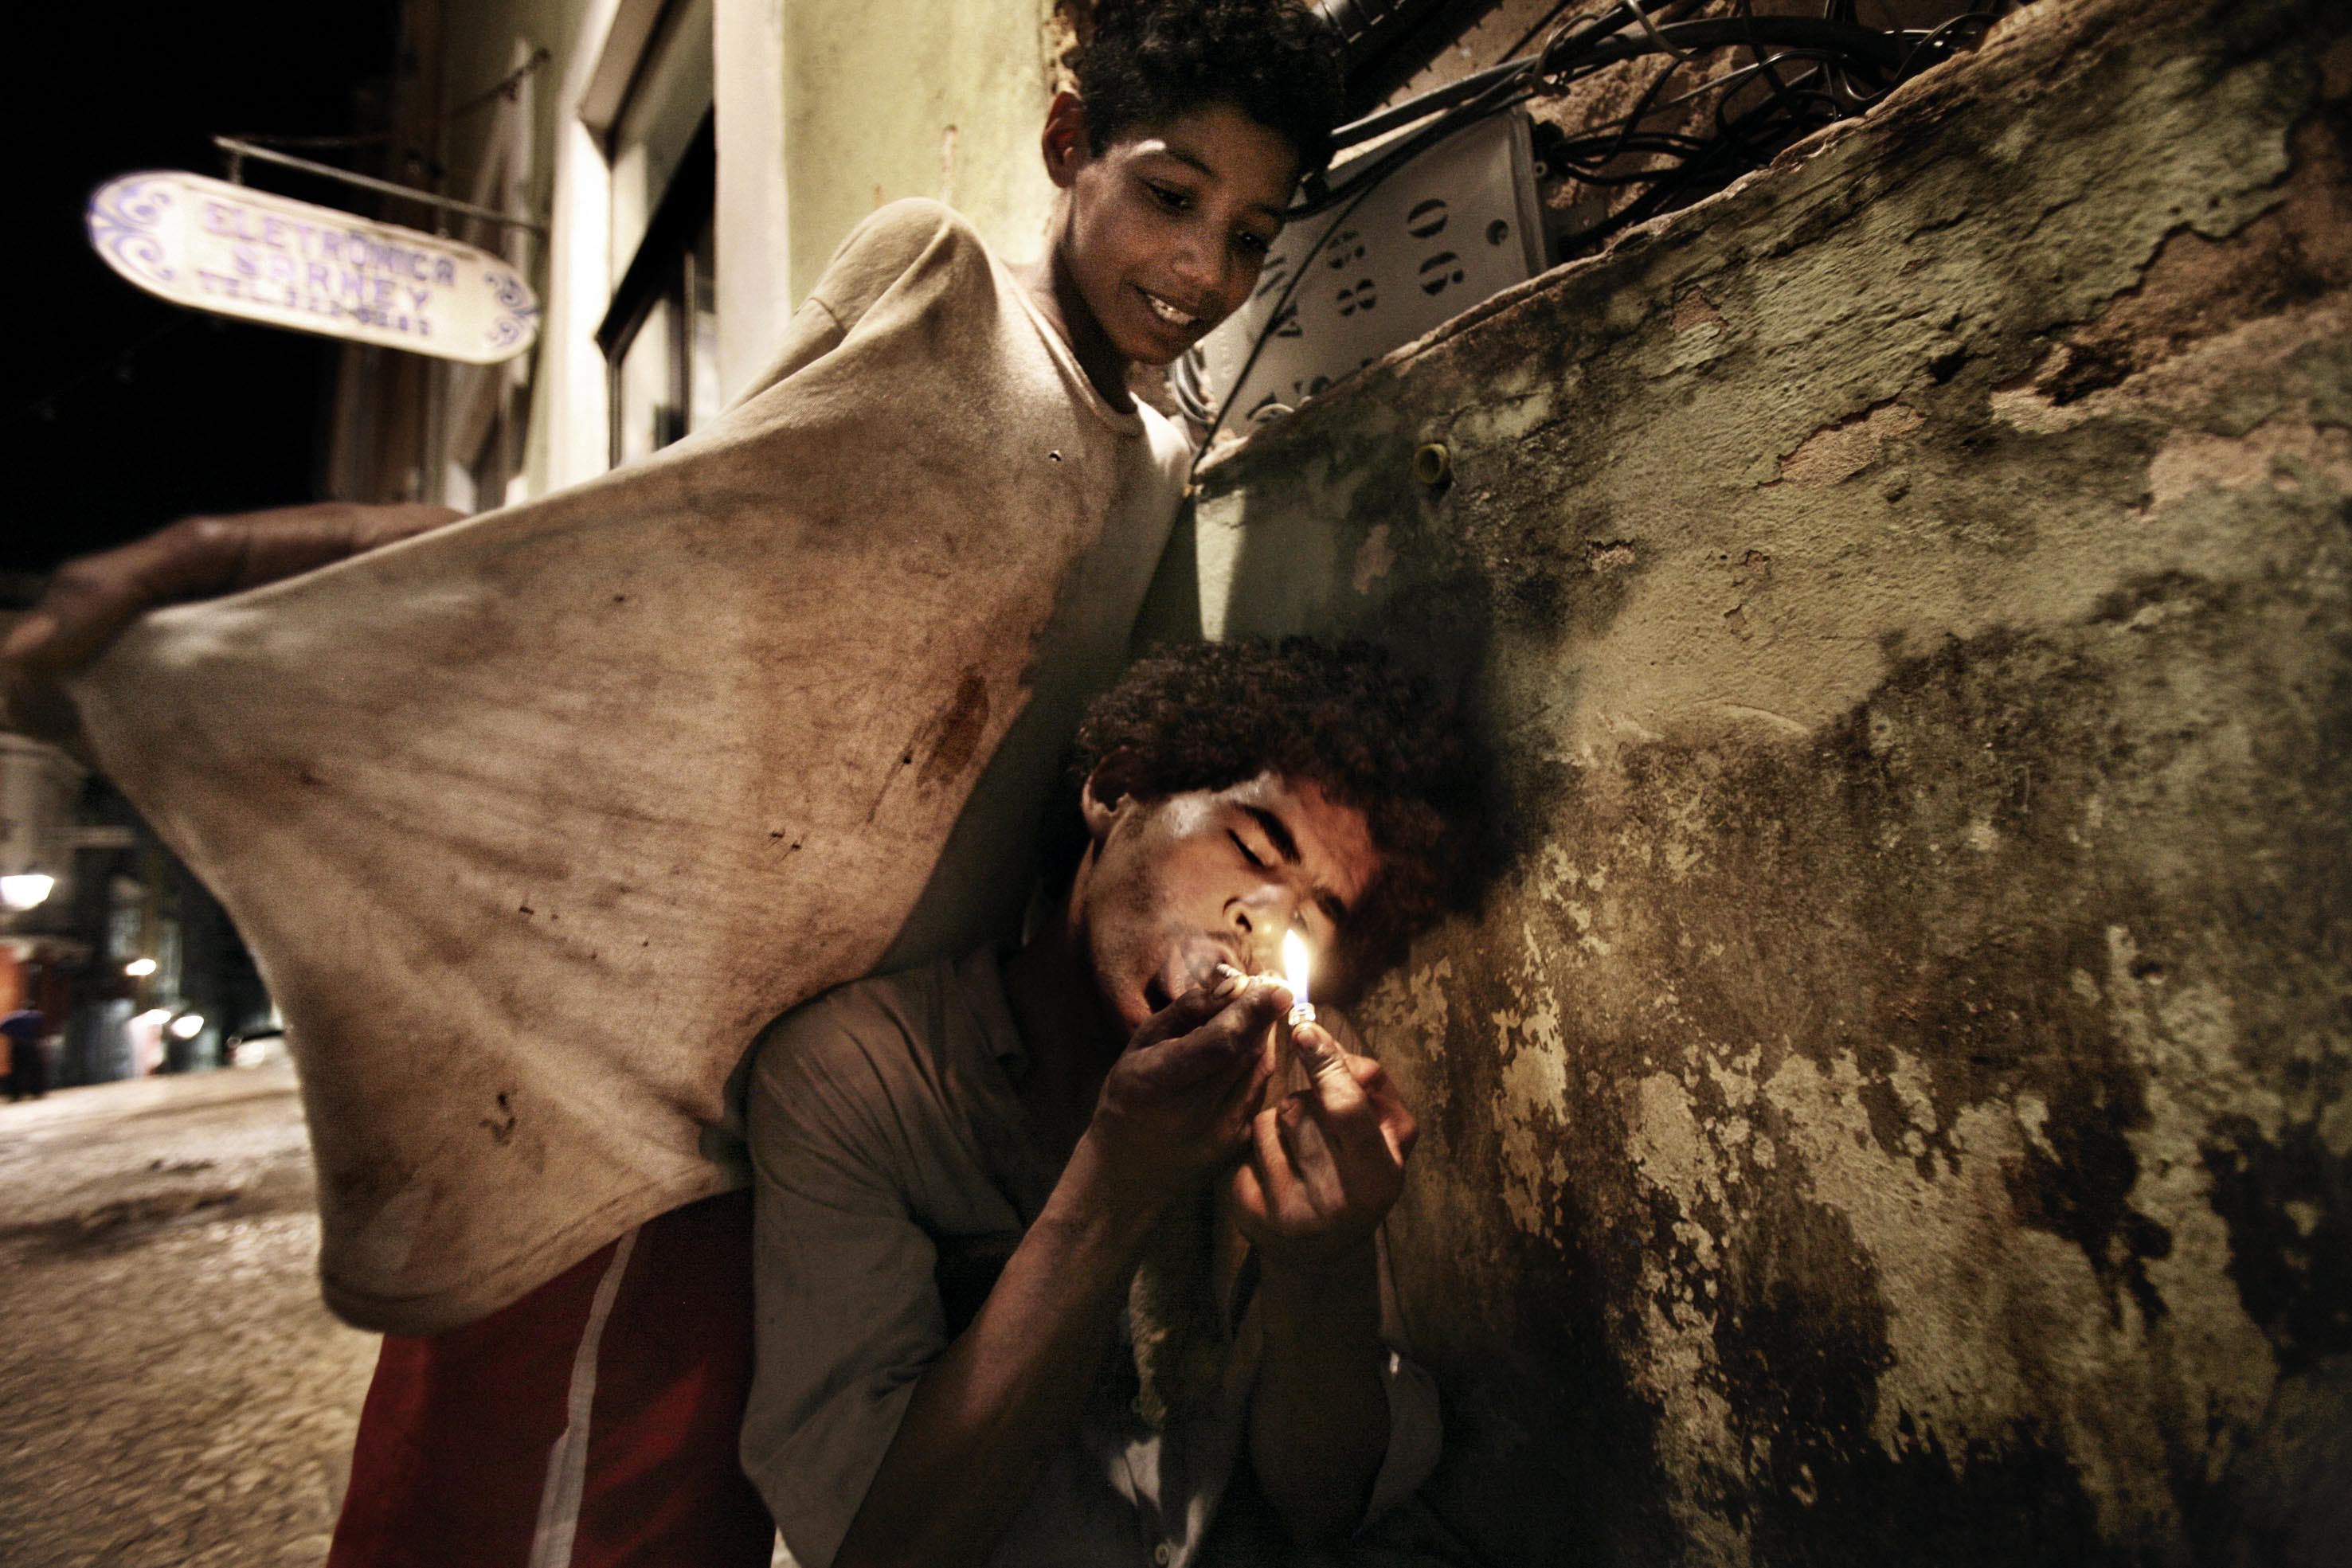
left=742, top=948, right=1442, bottom=1568
left=70, top=199, right=1192, bottom=1334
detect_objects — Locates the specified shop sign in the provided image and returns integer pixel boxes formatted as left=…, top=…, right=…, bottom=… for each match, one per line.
left=86, top=171, right=538, bottom=364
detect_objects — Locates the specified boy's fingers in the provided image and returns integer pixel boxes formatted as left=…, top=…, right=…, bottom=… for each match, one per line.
left=1125, top=962, right=1251, bottom=1052
left=1229, top=1159, right=1270, bottom=1222
left=1144, top=980, right=1289, bottom=1088
left=1125, top=977, right=1235, bottom=1054
left=1335, top=1055, right=1418, bottom=1154
left=1291, top=1020, right=1348, bottom=1082
left=1250, top=1105, right=1309, bottom=1215
left=1275, top=1097, right=1347, bottom=1211
left=10, top=536, right=203, bottom=675
left=1219, top=982, right=1291, bottom=1050
left=1215, top=1046, right=1274, bottom=1128
left=3, top=502, right=462, bottom=742
left=0, top=660, right=83, bottom=752
left=0, top=536, right=194, bottom=745
left=1333, top=1054, right=1419, bottom=1162
left=22, top=516, right=295, bottom=671
left=24, top=503, right=467, bottom=667
left=1383, top=1099, right=1420, bottom=1162
left=1293, top=1023, right=1372, bottom=1123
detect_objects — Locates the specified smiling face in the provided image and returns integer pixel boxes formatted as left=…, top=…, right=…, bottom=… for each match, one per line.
left=1067, top=764, right=1383, bottom=1037
left=1043, top=95, right=1302, bottom=370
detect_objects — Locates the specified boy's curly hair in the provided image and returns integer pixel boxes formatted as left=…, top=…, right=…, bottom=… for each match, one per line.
left=1074, top=1, right=1347, bottom=178
left=1052, top=638, right=1477, bottom=990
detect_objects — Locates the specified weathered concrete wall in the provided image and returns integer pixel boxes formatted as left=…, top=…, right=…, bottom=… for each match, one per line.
left=781, top=0, right=1062, bottom=302
left=1140, top=1, right=2352, bottom=1561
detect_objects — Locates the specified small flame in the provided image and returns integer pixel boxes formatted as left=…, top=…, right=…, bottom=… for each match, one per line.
left=1282, top=929, right=1311, bottom=1008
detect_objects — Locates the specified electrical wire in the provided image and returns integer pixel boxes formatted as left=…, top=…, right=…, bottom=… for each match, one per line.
left=1188, top=2, right=2007, bottom=452
left=1872, top=10, right=2003, bottom=97
left=219, top=48, right=553, bottom=154
left=1563, top=54, right=1692, bottom=178
left=1731, top=0, right=1802, bottom=123
left=1307, top=10, right=1916, bottom=217
left=1501, top=1, right=1583, bottom=66
left=1325, top=1, right=1703, bottom=153
left=1623, top=0, right=1697, bottom=62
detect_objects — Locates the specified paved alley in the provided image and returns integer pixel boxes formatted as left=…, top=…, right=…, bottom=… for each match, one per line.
left=0, top=1063, right=378, bottom=1567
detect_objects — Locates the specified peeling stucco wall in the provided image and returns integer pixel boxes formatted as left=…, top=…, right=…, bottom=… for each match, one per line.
left=1137, top=1, right=2352, bottom=1562
left=781, top=0, right=1063, bottom=301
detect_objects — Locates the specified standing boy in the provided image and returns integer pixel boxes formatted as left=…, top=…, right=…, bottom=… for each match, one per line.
left=2, top=4, right=1348, bottom=1563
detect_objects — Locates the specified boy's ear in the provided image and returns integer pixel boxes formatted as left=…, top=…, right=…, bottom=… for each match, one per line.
left=1079, top=749, right=1148, bottom=839
left=1041, top=89, right=1090, bottom=190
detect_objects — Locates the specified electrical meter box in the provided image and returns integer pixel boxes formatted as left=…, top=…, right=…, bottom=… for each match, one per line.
left=1187, top=108, right=1548, bottom=429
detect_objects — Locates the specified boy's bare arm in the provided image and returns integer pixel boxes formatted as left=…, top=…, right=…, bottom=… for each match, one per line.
left=832, top=980, right=1286, bottom=1568
left=2, top=501, right=461, bottom=753
left=1231, top=1023, right=1420, bottom=1543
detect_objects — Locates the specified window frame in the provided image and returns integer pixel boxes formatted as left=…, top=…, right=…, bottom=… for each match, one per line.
left=596, top=108, right=714, bottom=465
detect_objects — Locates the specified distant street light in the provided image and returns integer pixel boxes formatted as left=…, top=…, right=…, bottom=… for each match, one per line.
left=169, top=1014, right=205, bottom=1041
left=125, top=957, right=159, bottom=977
left=1, top=873, right=56, bottom=911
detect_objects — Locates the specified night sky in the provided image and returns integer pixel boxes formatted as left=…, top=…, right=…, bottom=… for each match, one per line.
left=6, top=5, right=400, bottom=578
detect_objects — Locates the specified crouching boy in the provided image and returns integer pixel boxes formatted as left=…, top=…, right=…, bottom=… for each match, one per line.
left=743, top=639, right=1473, bottom=1566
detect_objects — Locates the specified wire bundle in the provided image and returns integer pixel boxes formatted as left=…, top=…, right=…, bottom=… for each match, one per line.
left=1177, top=1, right=2013, bottom=443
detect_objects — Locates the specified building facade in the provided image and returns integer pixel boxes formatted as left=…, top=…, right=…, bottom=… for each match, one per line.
left=330, top=0, right=1074, bottom=510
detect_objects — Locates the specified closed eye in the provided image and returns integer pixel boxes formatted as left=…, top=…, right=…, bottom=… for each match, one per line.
left=1228, top=829, right=1266, bottom=868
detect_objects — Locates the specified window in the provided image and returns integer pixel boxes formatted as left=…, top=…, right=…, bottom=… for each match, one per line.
left=597, top=0, right=719, bottom=467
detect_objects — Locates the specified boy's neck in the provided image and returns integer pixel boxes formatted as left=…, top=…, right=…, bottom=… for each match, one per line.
left=1013, top=244, right=1134, bottom=412
left=1000, top=914, right=1124, bottom=1159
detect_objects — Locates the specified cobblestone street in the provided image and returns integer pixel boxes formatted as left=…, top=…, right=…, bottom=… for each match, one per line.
left=0, top=1063, right=378, bottom=1567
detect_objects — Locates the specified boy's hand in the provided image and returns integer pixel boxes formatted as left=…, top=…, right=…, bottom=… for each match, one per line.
left=1086, top=968, right=1289, bottom=1204
left=1229, top=1019, right=1418, bottom=1268
left=2, top=501, right=462, bottom=753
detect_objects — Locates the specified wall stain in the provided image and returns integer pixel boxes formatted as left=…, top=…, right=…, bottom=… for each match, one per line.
left=1184, top=2, right=2351, bottom=1561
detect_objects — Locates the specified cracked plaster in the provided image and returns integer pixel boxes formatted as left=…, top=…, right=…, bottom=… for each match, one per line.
left=1138, top=0, right=2352, bottom=1561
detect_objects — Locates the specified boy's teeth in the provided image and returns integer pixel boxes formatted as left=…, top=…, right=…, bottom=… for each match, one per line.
left=1145, top=291, right=1196, bottom=326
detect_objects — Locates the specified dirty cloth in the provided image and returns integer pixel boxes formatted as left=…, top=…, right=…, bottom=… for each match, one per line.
left=741, top=946, right=1442, bottom=1568
left=69, top=199, right=1192, bottom=1335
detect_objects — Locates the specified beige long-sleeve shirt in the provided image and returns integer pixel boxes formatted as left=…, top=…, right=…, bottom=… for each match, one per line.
left=72, top=200, right=1192, bottom=1333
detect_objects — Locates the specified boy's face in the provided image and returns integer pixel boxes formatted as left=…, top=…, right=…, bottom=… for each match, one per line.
left=1071, top=768, right=1381, bottom=1037
left=1049, top=97, right=1303, bottom=367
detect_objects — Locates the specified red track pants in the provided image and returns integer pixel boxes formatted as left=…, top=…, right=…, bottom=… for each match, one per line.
left=327, top=1190, right=775, bottom=1568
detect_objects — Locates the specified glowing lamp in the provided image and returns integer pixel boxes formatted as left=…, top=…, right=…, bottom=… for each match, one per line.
left=170, top=1014, right=205, bottom=1041
left=1, top=873, right=56, bottom=911
left=125, top=957, right=158, bottom=978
